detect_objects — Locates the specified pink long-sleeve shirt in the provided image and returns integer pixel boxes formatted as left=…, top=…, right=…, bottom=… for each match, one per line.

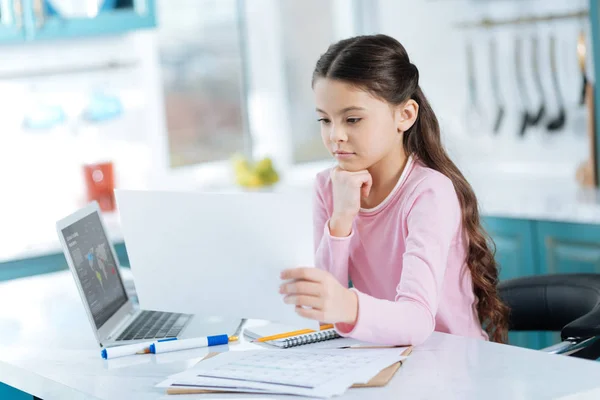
left=314, top=157, right=488, bottom=346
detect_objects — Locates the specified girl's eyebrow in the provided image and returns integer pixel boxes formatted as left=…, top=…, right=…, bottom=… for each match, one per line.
left=316, top=106, right=366, bottom=114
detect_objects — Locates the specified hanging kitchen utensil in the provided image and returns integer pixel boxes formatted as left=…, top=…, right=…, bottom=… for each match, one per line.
left=528, top=35, right=545, bottom=126
left=577, top=29, right=587, bottom=106
left=576, top=81, right=597, bottom=187
left=547, top=34, right=566, bottom=131
left=515, top=36, right=532, bottom=136
left=489, top=36, right=504, bottom=134
left=465, top=40, right=484, bottom=133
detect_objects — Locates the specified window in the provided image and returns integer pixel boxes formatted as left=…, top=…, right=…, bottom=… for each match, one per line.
left=279, top=0, right=376, bottom=164
left=279, top=0, right=339, bottom=163
left=157, top=0, right=248, bottom=168
left=155, top=0, right=368, bottom=176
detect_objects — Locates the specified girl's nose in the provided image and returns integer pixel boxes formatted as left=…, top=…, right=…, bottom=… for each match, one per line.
left=329, top=126, right=348, bottom=143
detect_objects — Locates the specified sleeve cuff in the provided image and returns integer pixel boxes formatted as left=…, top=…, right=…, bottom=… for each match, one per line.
left=324, top=219, right=354, bottom=241
left=334, top=288, right=373, bottom=338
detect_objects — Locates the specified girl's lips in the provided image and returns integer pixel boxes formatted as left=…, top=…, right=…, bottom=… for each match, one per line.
left=333, top=150, right=355, bottom=154
left=334, top=152, right=355, bottom=159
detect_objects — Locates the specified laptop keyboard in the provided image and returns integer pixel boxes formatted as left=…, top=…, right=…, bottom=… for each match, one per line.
left=116, top=311, right=189, bottom=341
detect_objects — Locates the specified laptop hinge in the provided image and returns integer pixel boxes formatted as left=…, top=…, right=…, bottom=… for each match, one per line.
left=106, top=310, right=137, bottom=340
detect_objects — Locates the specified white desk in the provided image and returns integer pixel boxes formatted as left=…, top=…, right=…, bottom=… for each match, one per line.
left=1, top=271, right=600, bottom=400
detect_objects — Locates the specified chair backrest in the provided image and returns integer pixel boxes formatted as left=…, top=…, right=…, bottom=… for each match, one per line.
left=498, top=274, right=600, bottom=340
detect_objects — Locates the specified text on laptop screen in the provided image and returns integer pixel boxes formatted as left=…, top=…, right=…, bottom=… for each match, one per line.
left=61, top=212, right=128, bottom=329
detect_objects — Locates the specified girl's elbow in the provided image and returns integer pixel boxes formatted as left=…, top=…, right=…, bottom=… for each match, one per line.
left=406, top=323, right=434, bottom=346
left=387, top=316, right=434, bottom=346
left=398, top=300, right=436, bottom=345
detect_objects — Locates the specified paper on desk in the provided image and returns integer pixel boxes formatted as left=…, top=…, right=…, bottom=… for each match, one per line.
left=158, top=376, right=326, bottom=397
left=557, top=387, right=600, bottom=400
left=157, top=348, right=407, bottom=398
left=159, top=380, right=271, bottom=395
left=115, top=190, right=318, bottom=330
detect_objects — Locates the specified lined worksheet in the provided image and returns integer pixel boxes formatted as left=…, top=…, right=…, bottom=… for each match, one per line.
left=158, top=349, right=408, bottom=398
left=196, top=351, right=386, bottom=387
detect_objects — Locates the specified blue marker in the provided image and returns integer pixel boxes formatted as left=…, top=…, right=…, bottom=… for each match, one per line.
left=149, top=334, right=236, bottom=354
left=101, top=338, right=177, bottom=359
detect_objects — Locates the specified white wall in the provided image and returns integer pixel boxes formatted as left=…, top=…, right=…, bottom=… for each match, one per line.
left=376, top=0, right=591, bottom=180
left=1, top=1, right=594, bottom=258
left=0, top=32, right=163, bottom=255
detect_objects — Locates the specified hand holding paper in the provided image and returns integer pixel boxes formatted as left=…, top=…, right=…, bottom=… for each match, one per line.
left=280, top=267, right=358, bottom=325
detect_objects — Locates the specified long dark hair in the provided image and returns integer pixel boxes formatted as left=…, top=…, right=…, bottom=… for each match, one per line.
left=312, top=34, right=508, bottom=343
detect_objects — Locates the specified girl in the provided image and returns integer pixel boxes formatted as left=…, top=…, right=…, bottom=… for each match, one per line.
left=279, top=34, right=508, bottom=345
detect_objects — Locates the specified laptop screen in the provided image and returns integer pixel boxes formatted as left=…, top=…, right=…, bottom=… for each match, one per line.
left=61, top=211, right=128, bottom=329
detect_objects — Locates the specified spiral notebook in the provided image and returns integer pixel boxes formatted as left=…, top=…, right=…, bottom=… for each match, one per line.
left=244, top=323, right=343, bottom=349
left=271, top=329, right=341, bottom=348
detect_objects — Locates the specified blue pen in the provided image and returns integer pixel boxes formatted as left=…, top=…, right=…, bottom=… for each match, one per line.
left=149, top=334, right=237, bottom=354
left=101, top=338, right=177, bottom=360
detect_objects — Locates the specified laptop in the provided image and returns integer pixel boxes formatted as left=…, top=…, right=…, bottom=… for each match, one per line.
left=56, top=201, right=243, bottom=348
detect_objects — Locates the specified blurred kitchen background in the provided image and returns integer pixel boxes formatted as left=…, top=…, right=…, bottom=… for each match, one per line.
left=1, top=0, right=600, bottom=350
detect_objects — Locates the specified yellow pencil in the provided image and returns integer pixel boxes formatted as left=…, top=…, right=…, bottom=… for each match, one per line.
left=255, top=324, right=334, bottom=343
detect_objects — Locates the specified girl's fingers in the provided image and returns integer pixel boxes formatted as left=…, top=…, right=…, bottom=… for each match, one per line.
left=280, top=281, right=322, bottom=296
left=359, top=172, right=373, bottom=198
left=295, top=305, right=325, bottom=321
left=284, top=295, right=323, bottom=309
left=280, top=267, right=325, bottom=282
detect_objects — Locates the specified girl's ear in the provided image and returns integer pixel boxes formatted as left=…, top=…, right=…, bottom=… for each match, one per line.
left=395, top=99, right=419, bottom=133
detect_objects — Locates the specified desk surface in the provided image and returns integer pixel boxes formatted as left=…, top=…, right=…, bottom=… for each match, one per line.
left=1, top=271, right=600, bottom=400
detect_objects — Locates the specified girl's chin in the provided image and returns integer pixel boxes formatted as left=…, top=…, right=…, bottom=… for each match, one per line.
left=335, top=159, right=368, bottom=172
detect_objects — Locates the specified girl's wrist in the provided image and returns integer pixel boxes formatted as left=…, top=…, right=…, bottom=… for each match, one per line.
left=343, top=289, right=359, bottom=325
left=329, top=214, right=354, bottom=237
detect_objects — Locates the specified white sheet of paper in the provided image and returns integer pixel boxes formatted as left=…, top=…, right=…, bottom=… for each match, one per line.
left=158, top=349, right=407, bottom=398
left=557, top=388, right=600, bottom=400
left=115, top=189, right=318, bottom=329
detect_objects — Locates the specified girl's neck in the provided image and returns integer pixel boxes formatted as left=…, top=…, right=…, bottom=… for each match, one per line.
left=361, top=147, right=409, bottom=210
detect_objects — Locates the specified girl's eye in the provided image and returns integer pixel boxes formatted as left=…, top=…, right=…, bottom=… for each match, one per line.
left=318, top=118, right=331, bottom=124
left=347, top=118, right=361, bottom=124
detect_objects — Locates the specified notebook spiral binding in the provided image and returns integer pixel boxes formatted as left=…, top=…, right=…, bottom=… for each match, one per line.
left=280, top=330, right=341, bottom=348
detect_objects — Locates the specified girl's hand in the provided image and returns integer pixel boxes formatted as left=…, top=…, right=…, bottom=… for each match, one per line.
left=329, top=168, right=372, bottom=237
left=280, top=267, right=358, bottom=325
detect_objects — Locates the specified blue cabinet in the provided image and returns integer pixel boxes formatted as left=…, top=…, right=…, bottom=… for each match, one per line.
left=536, top=221, right=600, bottom=275
left=0, top=0, right=155, bottom=43
left=483, top=217, right=547, bottom=349
left=0, top=1, right=26, bottom=42
left=28, top=0, right=156, bottom=41
left=0, top=383, right=30, bottom=400
left=482, top=217, right=538, bottom=280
